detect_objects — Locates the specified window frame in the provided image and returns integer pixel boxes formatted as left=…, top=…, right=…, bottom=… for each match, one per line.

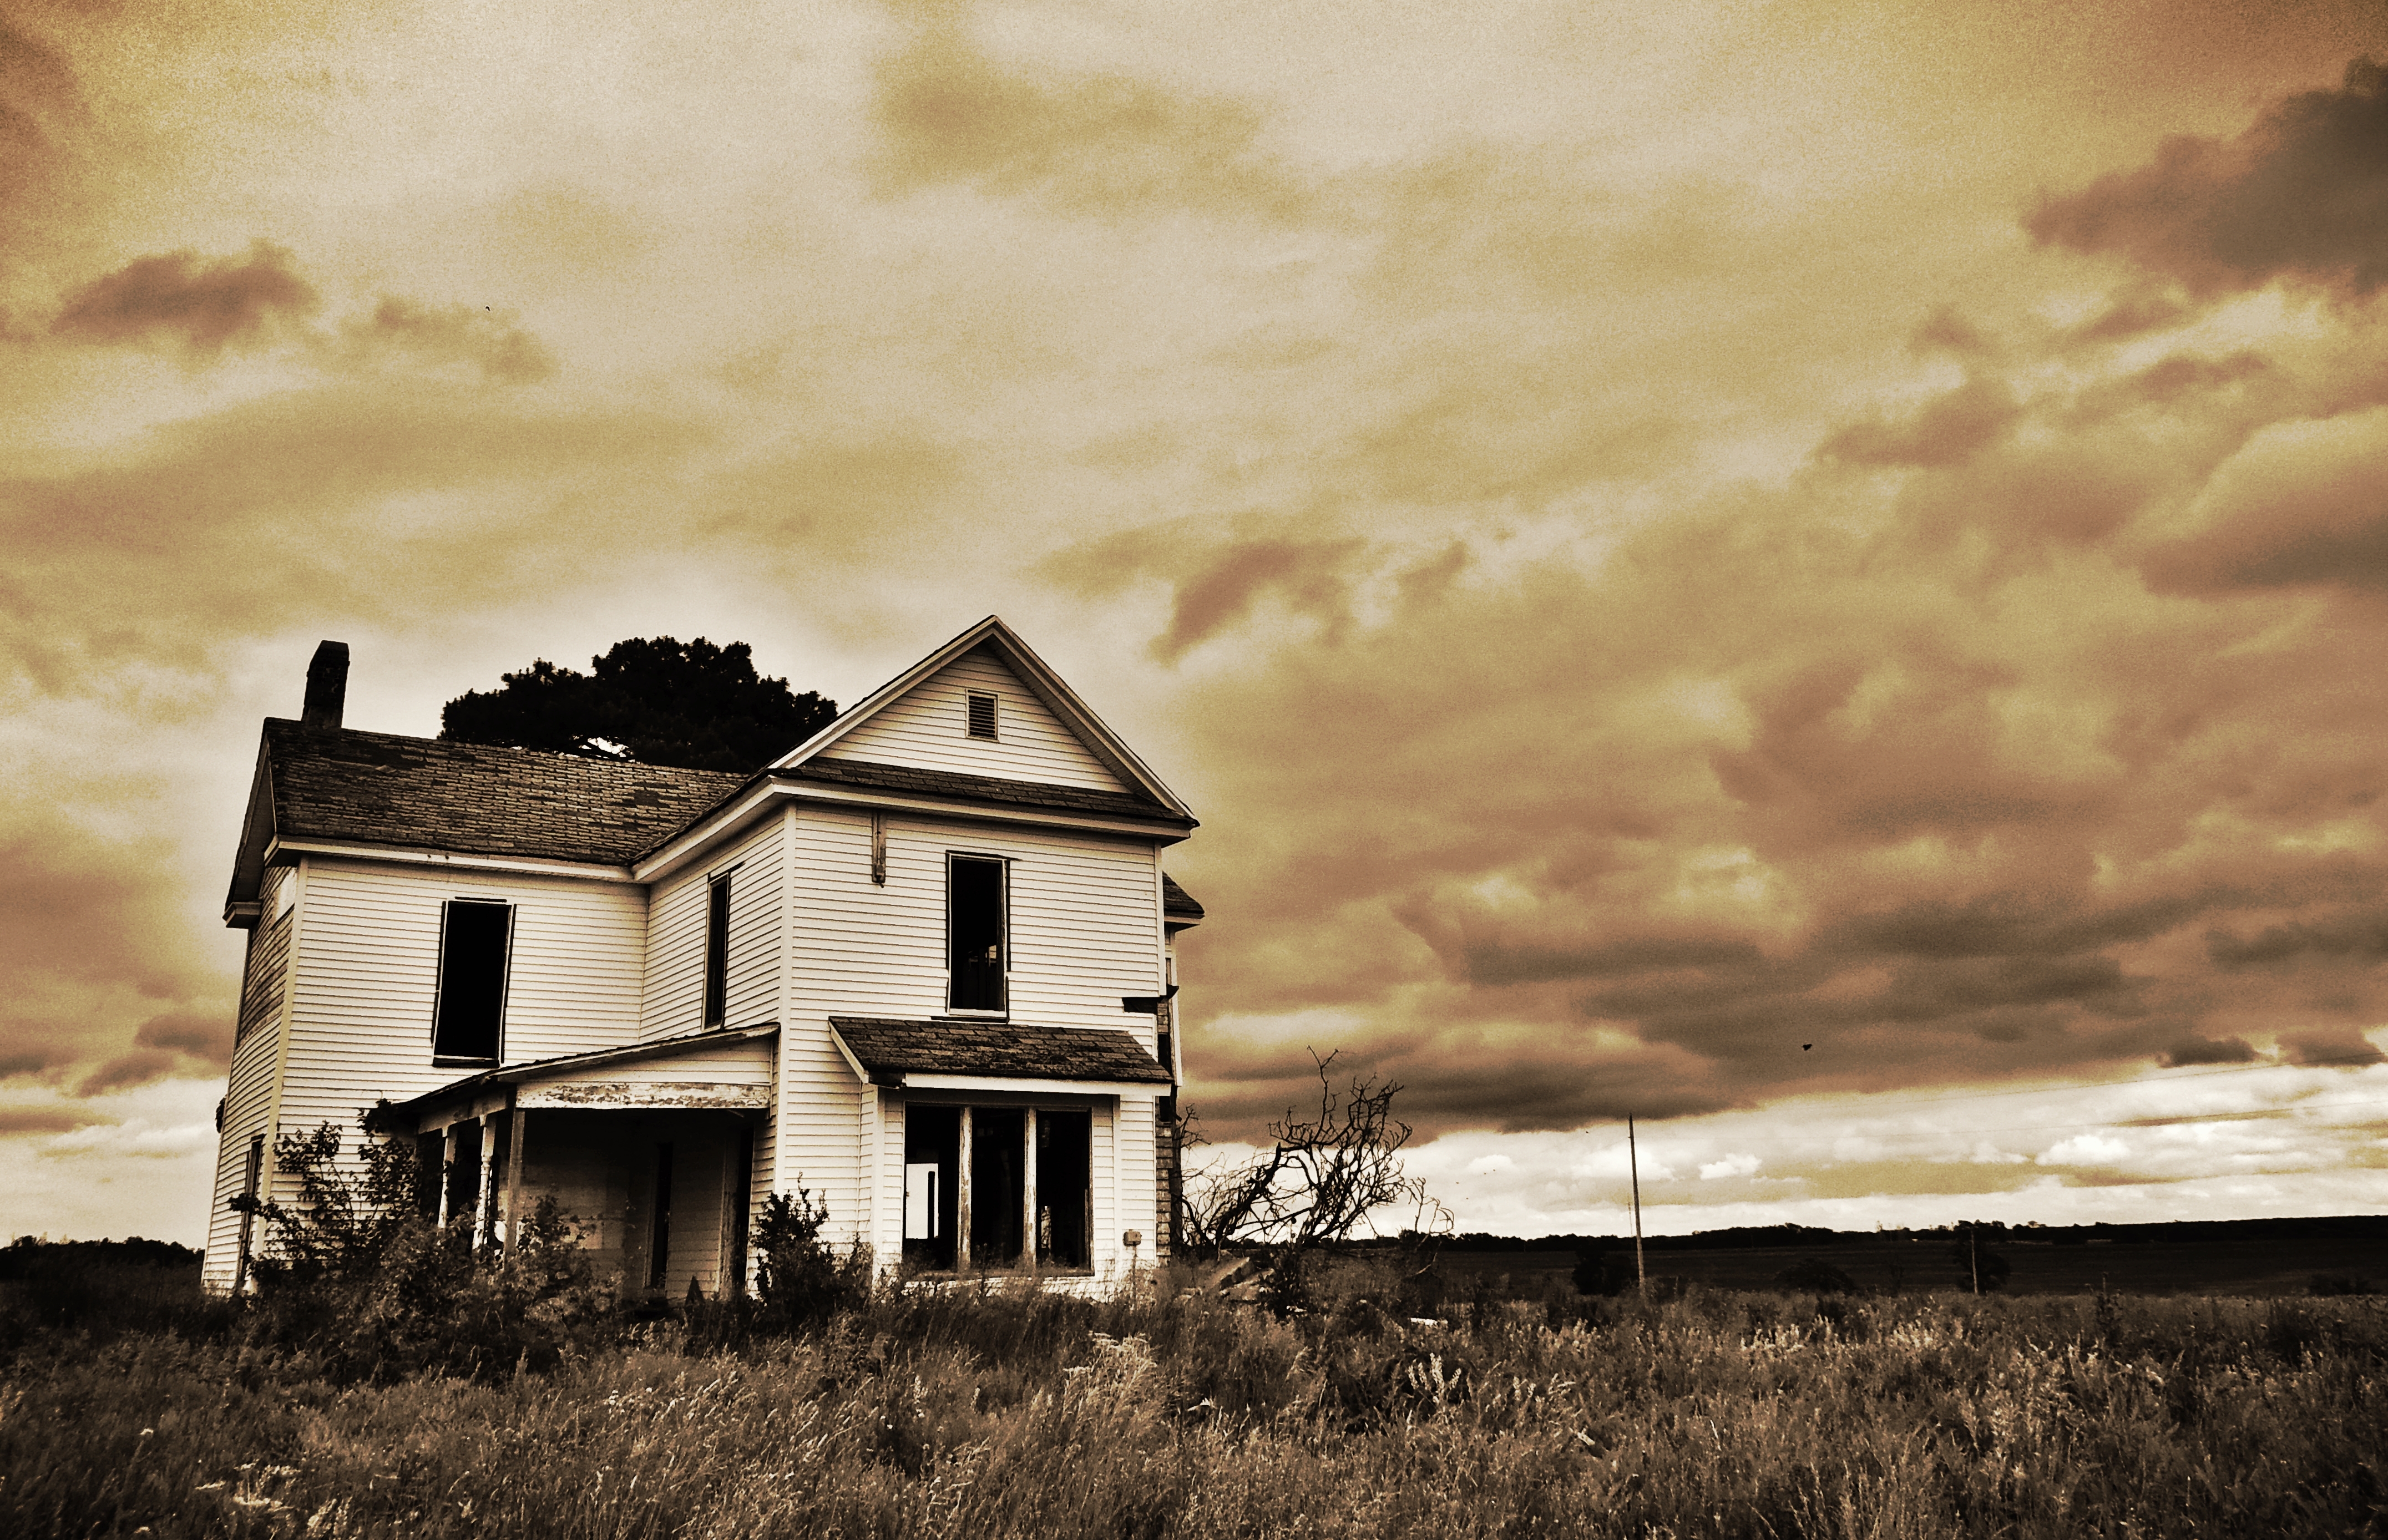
left=431, top=898, right=514, bottom=1066
left=944, top=852, right=1009, bottom=1016
left=703, top=871, right=732, bottom=1028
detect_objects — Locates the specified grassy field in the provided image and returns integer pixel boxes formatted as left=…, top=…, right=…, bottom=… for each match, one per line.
left=6, top=1272, right=2386, bottom=1538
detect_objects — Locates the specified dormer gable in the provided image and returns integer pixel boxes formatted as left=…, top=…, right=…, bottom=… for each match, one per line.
left=771, top=616, right=1195, bottom=822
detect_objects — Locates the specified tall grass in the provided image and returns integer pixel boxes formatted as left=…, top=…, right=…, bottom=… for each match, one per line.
left=6, top=1282, right=2385, bottom=1538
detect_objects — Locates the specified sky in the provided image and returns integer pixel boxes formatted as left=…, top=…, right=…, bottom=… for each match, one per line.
left=7, top=0, right=2388, bottom=1248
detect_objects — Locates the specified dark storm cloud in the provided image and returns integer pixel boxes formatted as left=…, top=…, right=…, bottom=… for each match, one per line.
left=75, top=1049, right=178, bottom=1096
left=2208, top=908, right=2388, bottom=968
left=2030, top=57, right=2388, bottom=296
left=133, top=1010, right=232, bottom=1065
left=52, top=241, right=318, bottom=354
left=2159, top=1035, right=2260, bottom=1066
left=2281, top=1029, right=2388, bottom=1066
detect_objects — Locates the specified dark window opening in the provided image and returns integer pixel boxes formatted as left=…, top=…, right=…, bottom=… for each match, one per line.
left=969, top=1108, right=1025, bottom=1269
left=433, top=900, right=512, bottom=1062
left=727, top=1129, right=753, bottom=1297
left=948, top=857, right=1006, bottom=1012
left=704, top=875, right=731, bottom=1027
left=1036, top=1110, right=1092, bottom=1270
left=903, top=1106, right=961, bottom=1271
left=413, top=1133, right=444, bottom=1217
left=966, top=691, right=998, bottom=739
left=444, top=1120, right=483, bottom=1225
left=647, top=1143, right=675, bottom=1289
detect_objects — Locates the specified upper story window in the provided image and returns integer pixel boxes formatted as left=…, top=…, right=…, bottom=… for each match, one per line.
left=948, top=855, right=1006, bottom=1013
left=704, top=873, right=731, bottom=1027
left=965, top=692, right=999, bottom=739
left=433, top=899, right=512, bottom=1063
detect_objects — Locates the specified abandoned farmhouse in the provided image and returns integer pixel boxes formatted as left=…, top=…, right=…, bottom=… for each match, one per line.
left=203, top=617, right=1202, bottom=1297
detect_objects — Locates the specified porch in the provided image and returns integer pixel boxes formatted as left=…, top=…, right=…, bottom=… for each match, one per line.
left=392, top=1024, right=778, bottom=1300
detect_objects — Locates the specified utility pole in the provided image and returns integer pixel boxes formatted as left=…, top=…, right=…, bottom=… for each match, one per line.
left=1628, top=1115, right=1647, bottom=1298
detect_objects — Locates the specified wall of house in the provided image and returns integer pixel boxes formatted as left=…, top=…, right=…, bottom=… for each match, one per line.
left=202, top=865, right=296, bottom=1291
left=262, top=856, right=647, bottom=1211
left=640, top=814, right=783, bottom=1041
left=782, top=803, right=1168, bottom=1271
left=819, top=646, right=1124, bottom=792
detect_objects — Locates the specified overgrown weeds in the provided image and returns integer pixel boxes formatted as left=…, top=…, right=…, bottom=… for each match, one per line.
left=7, top=1285, right=2387, bottom=1538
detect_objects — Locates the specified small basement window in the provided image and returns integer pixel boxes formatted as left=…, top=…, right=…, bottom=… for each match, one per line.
left=433, top=899, right=513, bottom=1063
left=965, top=691, right=998, bottom=739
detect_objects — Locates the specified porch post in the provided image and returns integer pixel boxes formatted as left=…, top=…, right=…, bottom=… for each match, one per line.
left=504, top=1103, right=527, bottom=1250
left=957, top=1105, right=973, bottom=1270
left=476, top=1112, right=500, bottom=1248
left=1021, top=1106, right=1039, bottom=1276
left=438, top=1122, right=458, bottom=1227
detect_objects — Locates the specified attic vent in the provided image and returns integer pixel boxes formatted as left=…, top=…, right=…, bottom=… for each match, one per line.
left=965, top=692, right=998, bottom=739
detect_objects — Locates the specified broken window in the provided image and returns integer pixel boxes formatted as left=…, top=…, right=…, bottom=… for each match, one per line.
left=444, top=1119, right=483, bottom=1225
left=432, top=900, right=512, bottom=1063
left=234, top=1134, right=264, bottom=1291
left=948, top=857, right=1006, bottom=1012
left=902, top=1103, right=1094, bottom=1274
left=966, top=691, right=998, bottom=739
left=704, top=873, right=731, bottom=1027
left=1035, top=1110, right=1092, bottom=1269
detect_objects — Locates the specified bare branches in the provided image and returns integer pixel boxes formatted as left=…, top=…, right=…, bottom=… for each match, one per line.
left=1183, top=1051, right=1450, bottom=1258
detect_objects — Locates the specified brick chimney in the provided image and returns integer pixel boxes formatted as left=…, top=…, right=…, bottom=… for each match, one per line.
left=302, top=641, right=350, bottom=728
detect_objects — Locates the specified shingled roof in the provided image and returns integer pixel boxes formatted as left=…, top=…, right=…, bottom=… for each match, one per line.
left=1162, top=873, right=1204, bottom=921
left=783, top=756, right=1188, bottom=825
left=260, top=720, right=750, bottom=866
left=831, top=1016, right=1173, bottom=1086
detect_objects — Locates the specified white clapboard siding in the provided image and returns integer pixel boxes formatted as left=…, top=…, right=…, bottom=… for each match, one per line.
left=203, top=888, right=295, bottom=1291
left=1114, top=1096, right=1158, bottom=1263
left=641, top=815, right=783, bottom=1040
left=267, top=857, right=645, bottom=1207
left=821, top=646, right=1124, bottom=792
left=783, top=804, right=1166, bottom=1253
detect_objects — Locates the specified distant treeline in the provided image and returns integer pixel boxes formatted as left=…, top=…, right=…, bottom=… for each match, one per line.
left=0, top=1237, right=203, bottom=1279
left=1407, top=1215, right=2388, bottom=1253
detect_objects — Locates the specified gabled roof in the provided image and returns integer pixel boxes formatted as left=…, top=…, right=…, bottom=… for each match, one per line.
left=260, top=720, right=747, bottom=864
left=831, top=1016, right=1173, bottom=1087
left=781, top=757, right=1187, bottom=824
left=772, top=616, right=1196, bottom=822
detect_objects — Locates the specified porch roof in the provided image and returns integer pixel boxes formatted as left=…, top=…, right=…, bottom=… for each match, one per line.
left=392, top=1022, right=780, bottom=1127
left=829, top=1016, right=1172, bottom=1090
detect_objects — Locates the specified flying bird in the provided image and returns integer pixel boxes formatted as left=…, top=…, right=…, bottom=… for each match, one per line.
left=1802, top=1043, right=1813, bottom=1051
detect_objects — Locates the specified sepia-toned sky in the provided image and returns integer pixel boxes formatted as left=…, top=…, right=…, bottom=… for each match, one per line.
left=8, top=0, right=2388, bottom=1246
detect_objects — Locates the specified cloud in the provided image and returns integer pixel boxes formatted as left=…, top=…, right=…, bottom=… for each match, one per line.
left=2159, top=1035, right=2259, bottom=1066
left=52, top=241, right=318, bottom=355
left=2029, top=58, right=2388, bottom=297
left=0, top=1106, right=103, bottom=1135
left=40, top=1119, right=213, bottom=1159
left=336, top=297, right=557, bottom=384
left=134, top=1010, right=233, bottom=1065
left=2280, top=1029, right=2386, bottom=1067
left=2140, top=408, right=2388, bottom=594
left=868, top=21, right=1311, bottom=221
left=75, top=1049, right=179, bottom=1096
left=1820, top=377, right=2022, bottom=469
